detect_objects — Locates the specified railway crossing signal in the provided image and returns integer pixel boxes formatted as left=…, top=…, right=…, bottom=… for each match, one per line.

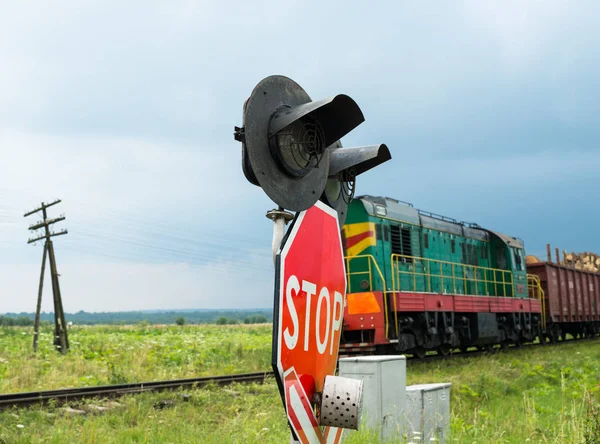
left=235, top=74, right=390, bottom=442
left=234, top=75, right=391, bottom=221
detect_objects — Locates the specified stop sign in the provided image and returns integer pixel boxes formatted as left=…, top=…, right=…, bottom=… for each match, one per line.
left=272, top=201, right=347, bottom=442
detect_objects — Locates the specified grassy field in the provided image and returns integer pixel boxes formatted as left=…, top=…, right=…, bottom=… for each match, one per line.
left=0, top=325, right=599, bottom=442
left=0, top=324, right=271, bottom=393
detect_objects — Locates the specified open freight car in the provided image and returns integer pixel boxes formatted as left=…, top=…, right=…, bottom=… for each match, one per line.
left=338, top=195, right=597, bottom=357
left=527, top=261, right=600, bottom=341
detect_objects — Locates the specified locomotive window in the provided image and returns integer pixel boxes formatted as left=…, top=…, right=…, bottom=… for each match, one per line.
left=383, top=225, right=389, bottom=242
left=451, top=239, right=455, bottom=254
left=496, top=247, right=507, bottom=269
left=519, top=248, right=527, bottom=270
left=375, top=224, right=382, bottom=241
left=461, top=243, right=466, bottom=263
left=513, top=247, right=524, bottom=271
left=424, top=233, right=429, bottom=249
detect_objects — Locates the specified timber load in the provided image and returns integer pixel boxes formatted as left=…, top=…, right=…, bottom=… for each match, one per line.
left=561, top=251, right=600, bottom=273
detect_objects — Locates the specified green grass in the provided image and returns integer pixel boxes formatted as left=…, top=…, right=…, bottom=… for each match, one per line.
left=0, top=382, right=289, bottom=444
left=0, top=325, right=271, bottom=393
left=1, top=325, right=599, bottom=442
left=407, top=342, right=600, bottom=442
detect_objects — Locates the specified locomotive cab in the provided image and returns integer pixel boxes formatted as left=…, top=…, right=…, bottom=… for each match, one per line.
left=486, top=231, right=528, bottom=298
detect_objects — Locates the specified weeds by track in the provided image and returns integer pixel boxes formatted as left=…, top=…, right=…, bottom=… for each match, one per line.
left=0, top=371, right=273, bottom=410
left=2, top=337, right=595, bottom=410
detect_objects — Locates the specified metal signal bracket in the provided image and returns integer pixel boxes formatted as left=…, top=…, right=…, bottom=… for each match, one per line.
left=266, top=208, right=294, bottom=265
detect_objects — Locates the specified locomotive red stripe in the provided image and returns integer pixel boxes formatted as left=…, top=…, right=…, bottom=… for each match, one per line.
left=345, top=230, right=374, bottom=249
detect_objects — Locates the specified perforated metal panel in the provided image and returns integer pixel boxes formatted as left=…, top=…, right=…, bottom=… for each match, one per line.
left=319, top=375, right=362, bottom=429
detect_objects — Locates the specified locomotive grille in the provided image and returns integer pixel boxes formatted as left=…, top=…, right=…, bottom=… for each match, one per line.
left=401, top=228, right=412, bottom=257
left=390, top=225, right=413, bottom=260
left=390, top=225, right=402, bottom=254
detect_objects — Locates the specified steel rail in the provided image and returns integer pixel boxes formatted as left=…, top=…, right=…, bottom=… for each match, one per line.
left=3, top=336, right=595, bottom=410
left=344, top=334, right=598, bottom=363
left=0, top=371, right=274, bottom=409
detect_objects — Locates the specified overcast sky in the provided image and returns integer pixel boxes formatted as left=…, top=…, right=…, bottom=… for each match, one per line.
left=1, top=1, right=599, bottom=313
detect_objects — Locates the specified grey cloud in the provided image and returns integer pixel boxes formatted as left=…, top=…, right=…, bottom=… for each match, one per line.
left=1, top=1, right=600, bottom=312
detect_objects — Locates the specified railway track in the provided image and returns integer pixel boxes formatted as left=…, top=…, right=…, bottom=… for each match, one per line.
left=3, top=337, right=594, bottom=410
left=347, top=334, right=598, bottom=363
left=0, top=371, right=273, bottom=410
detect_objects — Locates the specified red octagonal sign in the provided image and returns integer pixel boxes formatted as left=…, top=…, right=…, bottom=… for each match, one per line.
left=272, top=201, right=347, bottom=443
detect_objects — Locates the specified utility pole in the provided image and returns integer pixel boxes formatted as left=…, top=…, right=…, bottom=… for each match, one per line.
left=24, top=199, right=69, bottom=354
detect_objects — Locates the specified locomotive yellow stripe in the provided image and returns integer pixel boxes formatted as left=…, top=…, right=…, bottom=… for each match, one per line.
left=344, top=222, right=375, bottom=238
left=344, top=222, right=377, bottom=256
left=346, top=237, right=376, bottom=257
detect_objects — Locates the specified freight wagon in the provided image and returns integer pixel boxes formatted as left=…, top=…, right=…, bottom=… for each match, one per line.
left=339, top=195, right=600, bottom=357
left=527, top=262, right=600, bottom=341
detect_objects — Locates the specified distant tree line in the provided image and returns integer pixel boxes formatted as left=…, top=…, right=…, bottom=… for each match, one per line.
left=0, top=310, right=272, bottom=326
left=0, top=315, right=36, bottom=326
left=215, top=314, right=268, bottom=325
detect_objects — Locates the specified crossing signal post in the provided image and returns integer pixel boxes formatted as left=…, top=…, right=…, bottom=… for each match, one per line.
left=235, top=75, right=392, bottom=443
left=24, top=199, right=69, bottom=354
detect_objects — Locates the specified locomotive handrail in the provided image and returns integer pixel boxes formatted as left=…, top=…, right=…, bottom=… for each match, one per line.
left=345, top=254, right=387, bottom=293
left=344, top=254, right=398, bottom=339
left=390, top=253, right=514, bottom=298
left=345, top=253, right=547, bottom=343
left=527, top=274, right=546, bottom=329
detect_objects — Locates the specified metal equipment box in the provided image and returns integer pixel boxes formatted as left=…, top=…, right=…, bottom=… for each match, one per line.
left=338, top=355, right=406, bottom=442
left=405, top=383, right=451, bottom=443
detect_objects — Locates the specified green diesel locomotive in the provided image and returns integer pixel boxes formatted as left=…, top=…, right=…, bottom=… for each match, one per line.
left=340, top=195, right=556, bottom=358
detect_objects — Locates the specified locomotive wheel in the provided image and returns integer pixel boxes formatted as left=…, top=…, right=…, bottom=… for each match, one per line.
left=459, top=346, right=470, bottom=353
left=436, top=344, right=451, bottom=357
left=514, top=339, right=523, bottom=349
left=499, top=341, right=510, bottom=352
left=412, top=347, right=426, bottom=360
